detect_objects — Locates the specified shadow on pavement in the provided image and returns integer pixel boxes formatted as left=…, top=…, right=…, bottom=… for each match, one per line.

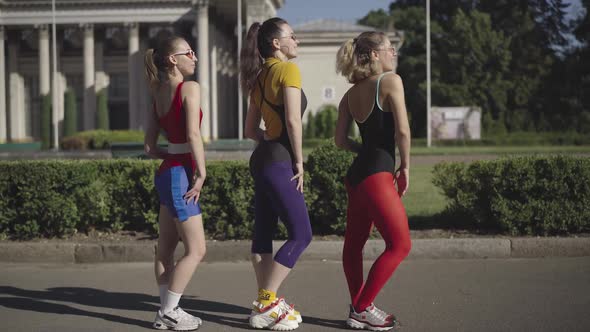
left=0, top=286, right=248, bottom=329
left=0, top=286, right=346, bottom=329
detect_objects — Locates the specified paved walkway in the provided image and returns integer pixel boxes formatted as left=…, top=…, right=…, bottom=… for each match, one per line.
left=1, top=258, right=589, bottom=331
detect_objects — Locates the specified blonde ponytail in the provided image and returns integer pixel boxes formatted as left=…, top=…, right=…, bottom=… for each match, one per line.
left=336, top=39, right=356, bottom=83
left=144, top=48, right=159, bottom=87
left=336, top=31, right=387, bottom=84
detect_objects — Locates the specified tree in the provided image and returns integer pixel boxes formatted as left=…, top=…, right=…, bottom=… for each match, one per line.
left=63, top=89, right=77, bottom=137
left=96, top=89, right=110, bottom=130
left=305, top=112, right=316, bottom=139
left=434, top=9, right=513, bottom=126
left=40, top=95, right=52, bottom=149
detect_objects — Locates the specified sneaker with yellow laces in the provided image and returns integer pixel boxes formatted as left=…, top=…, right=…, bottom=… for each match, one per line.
left=277, top=297, right=302, bottom=323
left=249, top=298, right=299, bottom=330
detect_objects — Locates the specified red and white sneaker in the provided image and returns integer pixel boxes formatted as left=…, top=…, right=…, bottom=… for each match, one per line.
left=346, top=304, right=397, bottom=331
left=249, top=298, right=299, bottom=330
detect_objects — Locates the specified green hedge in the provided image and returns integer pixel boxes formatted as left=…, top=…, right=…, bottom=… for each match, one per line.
left=306, top=142, right=353, bottom=235
left=432, top=156, right=590, bottom=235
left=61, top=130, right=146, bottom=150
left=0, top=160, right=289, bottom=240
left=2, top=146, right=589, bottom=240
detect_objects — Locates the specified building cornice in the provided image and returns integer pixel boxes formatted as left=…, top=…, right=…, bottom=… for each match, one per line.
left=0, top=1, right=200, bottom=25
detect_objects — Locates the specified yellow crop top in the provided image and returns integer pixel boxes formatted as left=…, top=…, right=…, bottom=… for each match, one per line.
left=251, top=57, right=302, bottom=140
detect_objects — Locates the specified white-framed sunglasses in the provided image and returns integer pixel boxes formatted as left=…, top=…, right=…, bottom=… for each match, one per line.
left=171, top=49, right=196, bottom=60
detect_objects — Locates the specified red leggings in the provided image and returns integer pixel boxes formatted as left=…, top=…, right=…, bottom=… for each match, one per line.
left=343, top=172, right=411, bottom=313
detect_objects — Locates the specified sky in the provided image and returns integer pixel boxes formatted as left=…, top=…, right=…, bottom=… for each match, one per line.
left=277, top=0, right=584, bottom=27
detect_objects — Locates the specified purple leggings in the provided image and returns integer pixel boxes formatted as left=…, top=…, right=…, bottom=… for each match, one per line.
left=251, top=161, right=312, bottom=268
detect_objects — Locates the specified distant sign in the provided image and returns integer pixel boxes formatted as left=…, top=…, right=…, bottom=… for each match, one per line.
left=322, top=86, right=335, bottom=101
left=431, top=107, right=481, bottom=140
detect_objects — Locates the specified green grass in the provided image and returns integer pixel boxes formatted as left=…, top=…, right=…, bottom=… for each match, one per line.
left=403, top=164, right=447, bottom=219
left=410, top=145, right=590, bottom=155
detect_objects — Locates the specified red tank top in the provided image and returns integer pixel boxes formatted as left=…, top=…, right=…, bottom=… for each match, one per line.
left=156, top=81, right=203, bottom=173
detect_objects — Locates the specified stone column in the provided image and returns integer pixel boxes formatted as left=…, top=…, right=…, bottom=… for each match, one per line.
left=138, top=38, right=149, bottom=130
left=210, top=43, right=218, bottom=139
left=128, top=22, right=139, bottom=130
left=82, top=24, right=96, bottom=130
left=194, top=0, right=210, bottom=140
left=8, top=35, right=25, bottom=141
left=0, top=27, right=6, bottom=142
left=39, top=25, right=50, bottom=96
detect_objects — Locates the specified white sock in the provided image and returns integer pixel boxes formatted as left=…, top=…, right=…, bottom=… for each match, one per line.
left=161, top=290, right=182, bottom=314
left=158, top=284, right=168, bottom=308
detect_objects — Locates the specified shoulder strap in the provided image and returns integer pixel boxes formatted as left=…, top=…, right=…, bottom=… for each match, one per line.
left=257, top=62, right=281, bottom=109
left=375, top=71, right=392, bottom=111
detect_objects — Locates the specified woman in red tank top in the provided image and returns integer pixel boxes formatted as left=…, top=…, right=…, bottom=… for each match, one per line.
left=143, top=36, right=206, bottom=330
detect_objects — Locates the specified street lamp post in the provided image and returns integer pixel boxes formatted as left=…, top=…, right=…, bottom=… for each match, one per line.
left=52, top=0, right=59, bottom=150
left=426, top=0, right=431, bottom=147
left=237, top=0, right=243, bottom=140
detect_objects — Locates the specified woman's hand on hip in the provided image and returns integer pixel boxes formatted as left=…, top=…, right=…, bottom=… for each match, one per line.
left=291, top=162, right=304, bottom=193
left=184, top=175, right=206, bottom=205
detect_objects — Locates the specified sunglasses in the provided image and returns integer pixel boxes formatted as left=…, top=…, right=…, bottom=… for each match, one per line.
left=378, top=46, right=396, bottom=55
left=171, top=49, right=196, bottom=60
left=279, top=34, right=298, bottom=41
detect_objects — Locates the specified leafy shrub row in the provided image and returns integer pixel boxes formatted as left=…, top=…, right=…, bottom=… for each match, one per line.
left=432, top=156, right=590, bottom=235
left=2, top=146, right=588, bottom=239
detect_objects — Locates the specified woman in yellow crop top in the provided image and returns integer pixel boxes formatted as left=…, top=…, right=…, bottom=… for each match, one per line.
left=239, top=17, right=311, bottom=331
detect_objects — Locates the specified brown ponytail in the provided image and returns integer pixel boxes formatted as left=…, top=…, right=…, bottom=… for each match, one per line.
left=239, top=22, right=262, bottom=93
left=239, top=17, right=289, bottom=93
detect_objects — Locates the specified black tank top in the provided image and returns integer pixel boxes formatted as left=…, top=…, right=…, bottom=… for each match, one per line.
left=249, top=62, right=308, bottom=175
left=346, top=72, right=396, bottom=187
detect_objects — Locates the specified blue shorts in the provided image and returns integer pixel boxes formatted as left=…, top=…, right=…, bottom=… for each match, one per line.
left=154, top=165, right=202, bottom=222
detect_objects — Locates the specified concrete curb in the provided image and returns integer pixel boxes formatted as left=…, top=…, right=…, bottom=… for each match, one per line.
left=0, top=237, right=589, bottom=264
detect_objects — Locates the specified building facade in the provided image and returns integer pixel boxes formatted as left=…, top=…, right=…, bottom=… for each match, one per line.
left=0, top=0, right=283, bottom=143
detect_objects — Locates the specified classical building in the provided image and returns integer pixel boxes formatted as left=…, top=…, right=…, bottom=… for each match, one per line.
left=293, top=19, right=404, bottom=121
left=0, top=0, right=283, bottom=143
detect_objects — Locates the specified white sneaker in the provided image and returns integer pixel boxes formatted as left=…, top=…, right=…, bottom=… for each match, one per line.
left=370, top=303, right=395, bottom=324
left=277, top=298, right=302, bottom=323
left=153, top=306, right=202, bottom=331
left=249, top=298, right=299, bottom=330
left=346, top=304, right=397, bottom=331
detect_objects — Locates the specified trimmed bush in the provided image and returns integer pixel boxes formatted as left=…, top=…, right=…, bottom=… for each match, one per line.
left=0, top=160, right=158, bottom=239
left=0, top=160, right=290, bottom=240
left=304, top=105, right=338, bottom=139
left=63, top=89, right=78, bottom=137
left=432, top=156, right=590, bottom=235
left=40, top=95, right=52, bottom=149
left=304, top=112, right=316, bottom=139
left=306, top=141, right=354, bottom=235
left=96, top=89, right=110, bottom=130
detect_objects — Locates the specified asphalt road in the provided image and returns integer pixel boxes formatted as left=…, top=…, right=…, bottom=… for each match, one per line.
left=1, top=258, right=589, bottom=332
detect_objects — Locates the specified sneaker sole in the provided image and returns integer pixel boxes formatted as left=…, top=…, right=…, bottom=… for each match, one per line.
left=249, top=316, right=299, bottom=331
left=346, top=318, right=394, bottom=331
left=153, top=321, right=201, bottom=331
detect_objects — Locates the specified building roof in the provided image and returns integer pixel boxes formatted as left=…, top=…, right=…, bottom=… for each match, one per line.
left=294, top=19, right=375, bottom=33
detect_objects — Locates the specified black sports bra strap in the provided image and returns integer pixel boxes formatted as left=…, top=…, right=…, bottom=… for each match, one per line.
left=257, top=62, right=280, bottom=109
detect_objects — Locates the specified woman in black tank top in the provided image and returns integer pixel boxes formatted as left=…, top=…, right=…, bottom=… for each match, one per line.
left=334, top=31, right=412, bottom=331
